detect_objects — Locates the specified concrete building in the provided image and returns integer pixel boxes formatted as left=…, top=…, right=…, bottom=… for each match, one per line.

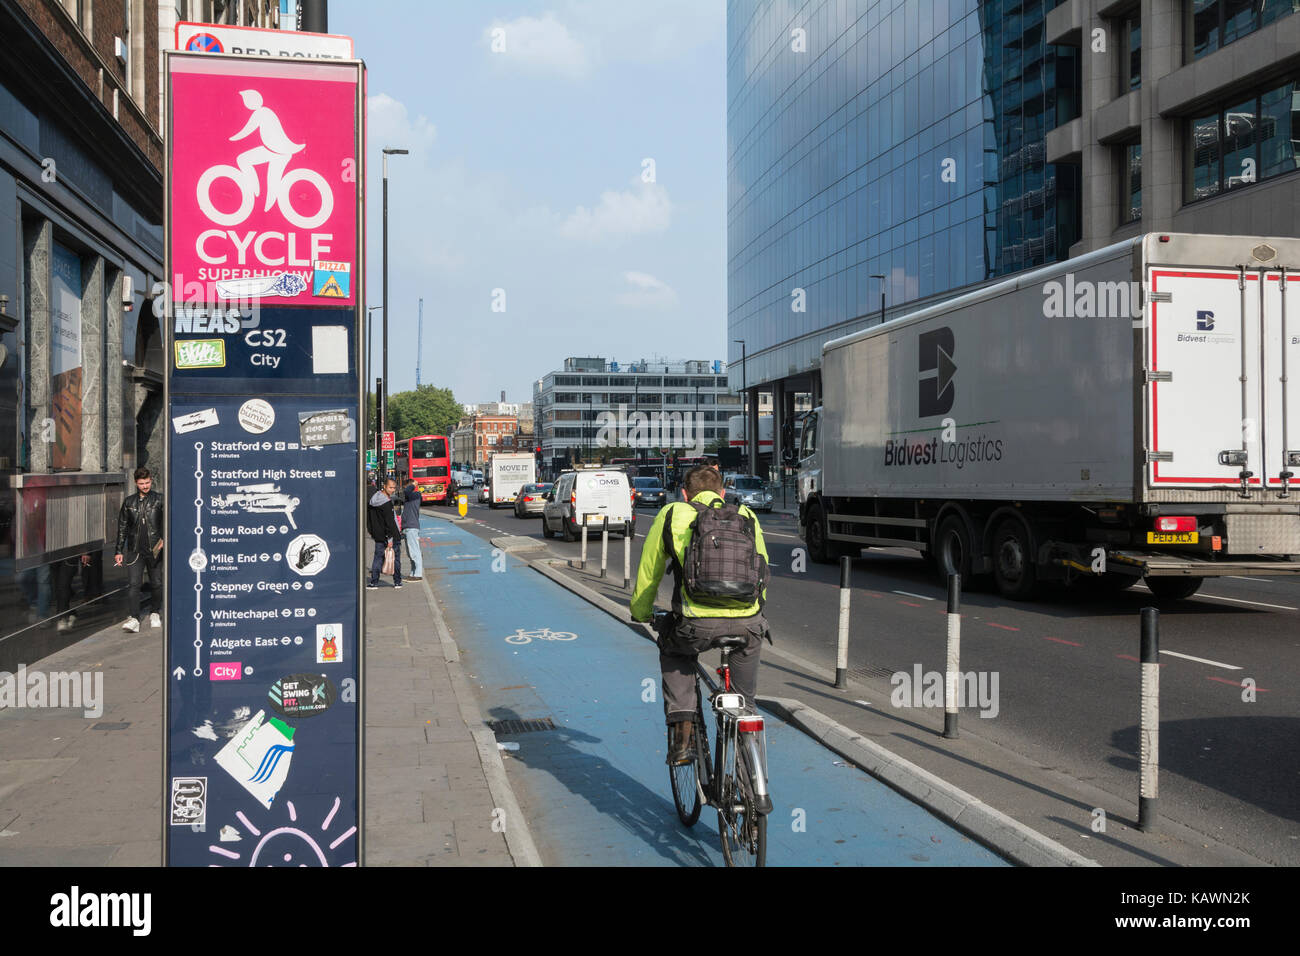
left=1046, top=1, right=1300, bottom=251
left=726, top=0, right=1300, bottom=475
left=1, top=0, right=169, bottom=667
left=0, top=0, right=297, bottom=668
left=531, top=356, right=737, bottom=472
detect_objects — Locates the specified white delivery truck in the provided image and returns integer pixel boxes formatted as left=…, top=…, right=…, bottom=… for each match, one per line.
left=798, top=233, right=1300, bottom=601
left=488, top=452, right=535, bottom=509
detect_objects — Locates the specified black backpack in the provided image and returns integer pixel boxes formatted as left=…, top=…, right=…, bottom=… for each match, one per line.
left=667, top=499, right=769, bottom=609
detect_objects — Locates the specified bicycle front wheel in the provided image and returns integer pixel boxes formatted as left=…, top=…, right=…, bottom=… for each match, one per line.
left=668, top=719, right=701, bottom=827
left=718, top=747, right=766, bottom=867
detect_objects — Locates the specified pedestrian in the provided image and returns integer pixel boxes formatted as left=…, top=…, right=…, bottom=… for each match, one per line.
left=366, top=476, right=402, bottom=589
left=630, top=465, right=771, bottom=785
left=401, top=477, right=423, bottom=580
left=115, top=466, right=165, bottom=632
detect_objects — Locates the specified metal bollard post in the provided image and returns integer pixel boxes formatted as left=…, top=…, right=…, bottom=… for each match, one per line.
left=623, top=529, right=632, bottom=588
left=600, top=516, right=609, bottom=578
left=1139, top=606, right=1159, bottom=832
left=580, top=518, right=588, bottom=570
left=943, top=573, right=961, bottom=739
left=834, top=556, right=851, bottom=688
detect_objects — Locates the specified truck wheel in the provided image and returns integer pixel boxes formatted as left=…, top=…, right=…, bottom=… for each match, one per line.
left=806, top=504, right=834, bottom=564
left=542, top=517, right=555, bottom=539
left=934, top=515, right=973, bottom=587
left=562, top=517, right=577, bottom=542
left=1145, top=577, right=1203, bottom=602
left=991, top=518, right=1038, bottom=600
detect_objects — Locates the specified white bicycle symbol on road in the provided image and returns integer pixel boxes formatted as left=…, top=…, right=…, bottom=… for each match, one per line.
left=196, top=89, right=334, bottom=230
left=505, top=627, right=578, bottom=645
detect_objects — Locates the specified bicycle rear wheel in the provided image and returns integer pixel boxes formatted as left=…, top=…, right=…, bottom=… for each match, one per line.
left=718, top=745, right=766, bottom=867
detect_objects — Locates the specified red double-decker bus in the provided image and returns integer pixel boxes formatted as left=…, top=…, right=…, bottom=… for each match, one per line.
left=399, top=435, right=454, bottom=505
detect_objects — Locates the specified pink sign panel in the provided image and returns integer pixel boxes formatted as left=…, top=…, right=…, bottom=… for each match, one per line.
left=209, top=662, right=243, bottom=681
left=169, top=57, right=358, bottom=306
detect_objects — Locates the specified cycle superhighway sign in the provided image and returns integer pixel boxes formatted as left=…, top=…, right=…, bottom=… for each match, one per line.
left=163, top=51, right=366, bottom=867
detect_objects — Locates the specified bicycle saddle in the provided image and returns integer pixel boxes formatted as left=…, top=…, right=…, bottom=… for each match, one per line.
left=714, top=636, right=749, bottom=649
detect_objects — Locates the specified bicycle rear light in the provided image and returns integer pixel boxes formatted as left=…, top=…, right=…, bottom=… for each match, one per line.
left=737, top=716, right=764, bottom=733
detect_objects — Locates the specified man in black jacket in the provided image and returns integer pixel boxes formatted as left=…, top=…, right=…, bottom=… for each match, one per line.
left=115, top=466, right=164, bottom=632
left=366, top=476, right=402, bottom=589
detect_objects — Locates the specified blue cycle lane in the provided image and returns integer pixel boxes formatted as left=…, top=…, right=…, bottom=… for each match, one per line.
left=419, top=518, right=1006, bottom=867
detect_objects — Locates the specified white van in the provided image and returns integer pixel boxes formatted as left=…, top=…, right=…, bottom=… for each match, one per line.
left=541, top=469, right=635, bottom=540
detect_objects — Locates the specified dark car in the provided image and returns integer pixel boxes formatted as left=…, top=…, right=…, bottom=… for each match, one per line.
left=632, top=477, right=668, bottom=508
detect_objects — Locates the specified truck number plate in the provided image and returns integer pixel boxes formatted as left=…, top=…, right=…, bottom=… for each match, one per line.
left=1147, top=532, right=1199, bottom=544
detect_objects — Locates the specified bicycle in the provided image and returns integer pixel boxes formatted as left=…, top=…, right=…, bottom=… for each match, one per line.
left=654, top=610, right=771, bottom=867
left=504, top=627, right=577, bottom=645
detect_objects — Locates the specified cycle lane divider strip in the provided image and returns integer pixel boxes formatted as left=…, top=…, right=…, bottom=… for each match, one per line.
left=471, top=521, right=1096, bottom=868
left=423, top=514, right=1007, bottom=865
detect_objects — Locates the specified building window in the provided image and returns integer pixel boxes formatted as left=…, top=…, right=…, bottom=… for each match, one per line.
left=1125, top=14, right=1141, bottom=92
left=1187, top=76, right=1300, bottom=202
left=1121, top=142, right=1142, bottom=223
left=1190, top=112, right=1222, bottom=200
left=1189, top=0, right=1297, bottom=62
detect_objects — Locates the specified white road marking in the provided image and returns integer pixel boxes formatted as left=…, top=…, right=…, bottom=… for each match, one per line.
left=1159, top=650, right=1242, bottom=670
left=1228, top=576, right=1271, bottom=583
left=892, top=590, right=936, bottom=601
left=1133, top=584, right=1297, bottom=611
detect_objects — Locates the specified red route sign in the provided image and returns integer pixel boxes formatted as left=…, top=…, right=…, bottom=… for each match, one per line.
left=381, top=432, right=395, bottom=451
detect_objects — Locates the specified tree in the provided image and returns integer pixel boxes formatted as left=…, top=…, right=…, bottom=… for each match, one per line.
left=386, top=385, right=462, bottom=440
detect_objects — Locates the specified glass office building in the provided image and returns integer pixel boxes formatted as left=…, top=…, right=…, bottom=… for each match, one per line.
left=727, top=0, right=1079, bottom=402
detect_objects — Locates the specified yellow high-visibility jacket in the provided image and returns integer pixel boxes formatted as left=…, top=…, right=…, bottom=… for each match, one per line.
left=630, top=490, right=769, bottom=622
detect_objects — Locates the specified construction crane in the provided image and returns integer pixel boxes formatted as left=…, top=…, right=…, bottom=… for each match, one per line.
left=415, top=297, right=423, bottom=387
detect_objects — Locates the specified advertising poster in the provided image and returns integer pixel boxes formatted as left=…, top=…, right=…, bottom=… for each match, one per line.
left=169, top=56, right=358, bottom=307
left=50, top=243, right=82, bottom=470
left=165, top=51, right=363, bottom=867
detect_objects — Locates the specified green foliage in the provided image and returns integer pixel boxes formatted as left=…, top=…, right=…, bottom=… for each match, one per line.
left=387, top=385, right=462, bottom=440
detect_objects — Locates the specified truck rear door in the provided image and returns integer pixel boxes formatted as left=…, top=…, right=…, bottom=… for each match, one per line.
left=1146, top=266, right=1300, bottom=494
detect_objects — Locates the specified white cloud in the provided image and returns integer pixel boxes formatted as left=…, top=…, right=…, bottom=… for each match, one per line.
left=367, top=93, right=436, bottom=152
left=616, top=271, right=678, bottom=309
left=559, top=181, right=671, bottom=241
left=484, top=13, right=590, bottom=79
left=482, top=2, right=721, bottom=78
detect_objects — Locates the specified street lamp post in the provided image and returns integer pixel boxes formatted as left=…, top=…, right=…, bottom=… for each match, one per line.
left=381, top=147, right=409, bottom=477
left=366, top=305, right=381, bottom=472
left=871, top=273, right=886, bottom=325
left=733, top=338, right=747, bottom=473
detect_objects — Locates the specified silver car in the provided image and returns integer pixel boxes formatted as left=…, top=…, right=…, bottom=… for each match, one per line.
left=514, top=483, right=552, bottom=517
left=723, top=474, right=773, bottom=512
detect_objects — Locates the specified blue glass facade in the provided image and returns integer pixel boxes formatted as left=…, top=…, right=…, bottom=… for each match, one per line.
left=727, top=0, right=1079, bottom=388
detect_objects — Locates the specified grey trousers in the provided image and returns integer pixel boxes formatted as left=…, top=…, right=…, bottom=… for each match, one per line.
left=658, top=614, right=766, bottom=723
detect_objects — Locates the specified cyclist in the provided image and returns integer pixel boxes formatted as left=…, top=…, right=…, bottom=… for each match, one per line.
left=630, top=464, right=770, bottom=766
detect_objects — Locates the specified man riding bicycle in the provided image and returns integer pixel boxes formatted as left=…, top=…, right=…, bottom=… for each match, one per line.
left=630, top=465, right=770, bottom=766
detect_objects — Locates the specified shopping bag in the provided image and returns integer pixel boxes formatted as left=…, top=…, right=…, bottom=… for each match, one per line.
left=381, top=546, right=395, bottom=576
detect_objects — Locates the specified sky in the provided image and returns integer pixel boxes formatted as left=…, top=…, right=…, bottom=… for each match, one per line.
left=331, top=0, right=728, bottom=405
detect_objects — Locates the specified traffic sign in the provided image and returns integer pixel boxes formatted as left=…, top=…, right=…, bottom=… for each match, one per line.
left=365, top=450, right=376, bottom=469
left=381, top=431, right=395, bottom=451
left=384, top=450, right=395, bottom=468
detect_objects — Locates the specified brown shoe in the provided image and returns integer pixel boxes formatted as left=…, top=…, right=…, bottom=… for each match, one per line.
left=667, top=722, right=694, bottom=765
